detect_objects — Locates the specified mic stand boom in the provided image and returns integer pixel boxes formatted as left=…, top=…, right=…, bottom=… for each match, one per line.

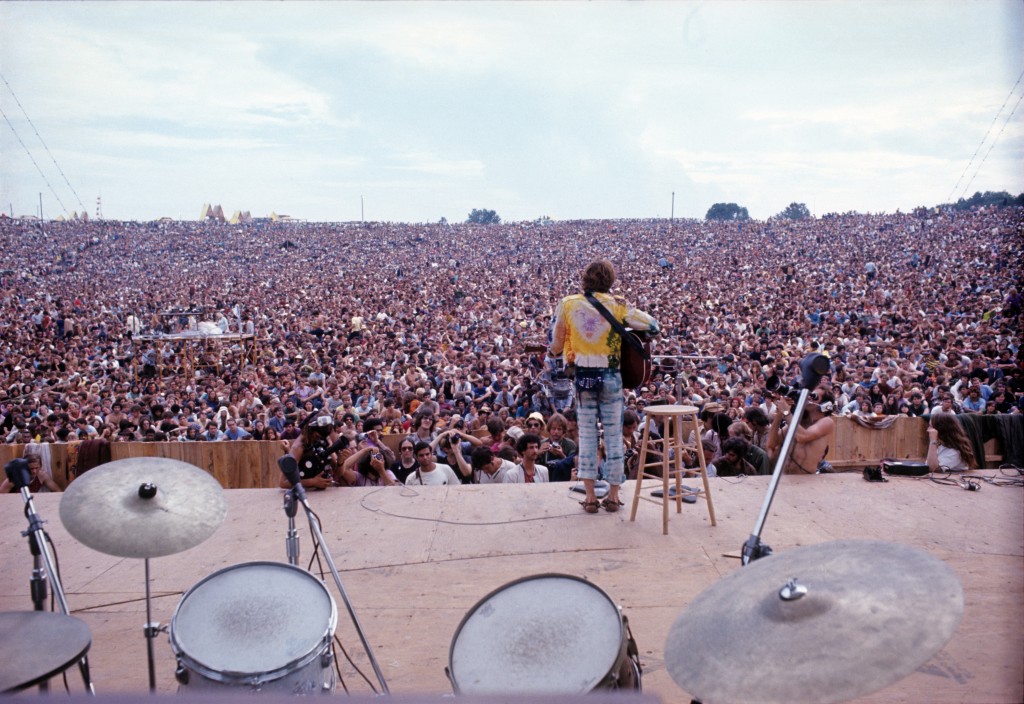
left=741, top=388, right=810, bottom=566
left=287, top=485, right=390, bottom=694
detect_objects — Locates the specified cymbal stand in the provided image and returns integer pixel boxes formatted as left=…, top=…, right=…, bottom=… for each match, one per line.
left=285, top=486, right=390, bottom=694
left=16, top=486, right=96, bottom=694
left=741, top=387, right=811, bottom=566
left=142, top=558, right=163, bottom=693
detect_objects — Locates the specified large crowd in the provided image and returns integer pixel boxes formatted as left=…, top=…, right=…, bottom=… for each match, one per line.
left=0, top=206, right=1021, bottom=482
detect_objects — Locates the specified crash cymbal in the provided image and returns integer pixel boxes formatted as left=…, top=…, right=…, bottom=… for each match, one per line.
left=665, top=540, right=963, bottom=704
left=0, top=611, right=92, bottom=692
left=60, top=458, right=227, bottom=559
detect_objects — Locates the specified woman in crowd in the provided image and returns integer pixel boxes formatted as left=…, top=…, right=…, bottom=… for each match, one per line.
left=926, top=412, right=976, bottom=472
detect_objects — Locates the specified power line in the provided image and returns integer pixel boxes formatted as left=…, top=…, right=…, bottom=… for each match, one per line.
left=1, top=72, right=87, bottom=215
left=945, top=66, right=1024, bottom=204
left=958, top=86, right=1024, bottom=201
left=0, top=104, right=70, bottom=217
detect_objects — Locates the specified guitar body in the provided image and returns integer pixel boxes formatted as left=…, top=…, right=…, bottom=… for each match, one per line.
left=620, top=331, right=653, bottom=390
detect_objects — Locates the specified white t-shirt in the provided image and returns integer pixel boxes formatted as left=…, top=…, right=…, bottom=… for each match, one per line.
left=405, top=463, right=461, bottom=486
left=475, top=459, right=517, bottom=485
left=936, top=445, right=969, bottom=472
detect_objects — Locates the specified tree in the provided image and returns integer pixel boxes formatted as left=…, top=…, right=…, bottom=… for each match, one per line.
left=946, top=191, right=1024, bottom=211
left=705, top=203, right=749, bottom=221
left=466, top=208, right=501, bottom=225
left=778, top=202, right=811, bottom=220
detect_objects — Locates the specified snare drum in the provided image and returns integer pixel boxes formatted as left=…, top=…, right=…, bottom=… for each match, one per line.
left=448, top=573, right=641, bottom=695
left=170, top=562, right=337, bottom=693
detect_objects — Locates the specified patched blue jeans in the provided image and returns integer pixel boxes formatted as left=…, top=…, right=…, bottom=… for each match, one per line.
left=576, top=369, right=625, bottom=485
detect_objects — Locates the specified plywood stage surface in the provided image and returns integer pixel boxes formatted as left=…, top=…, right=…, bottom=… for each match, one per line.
left=1, top=473, right=1021, bottom=703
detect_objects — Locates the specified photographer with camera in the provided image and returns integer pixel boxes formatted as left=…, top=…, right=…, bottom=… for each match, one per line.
left=432, top=425, right=482, bottom=482
left=768, top=387, right=836, bottom=474
left=337, top=445, right=398, bottom=487
left=278, top=415, right=349, bottom=491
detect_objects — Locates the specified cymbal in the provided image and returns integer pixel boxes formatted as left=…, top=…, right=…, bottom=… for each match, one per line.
left=60, top=458, right=227, bottom=559
left=665, top=540, right=963, bottom=704
left=0, top=611, right=91, bottom=692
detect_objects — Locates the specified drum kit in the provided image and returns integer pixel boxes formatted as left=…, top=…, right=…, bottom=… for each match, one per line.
left=4, top=454, right=966, bottom=702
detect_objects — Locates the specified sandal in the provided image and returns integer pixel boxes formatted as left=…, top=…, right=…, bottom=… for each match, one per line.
left=581, top=500, right=601, bottom=514
left=601, top=498, right=624, bottom=513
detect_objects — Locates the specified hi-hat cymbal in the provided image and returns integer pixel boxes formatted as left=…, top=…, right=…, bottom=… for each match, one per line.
left=0, top=611, right=92, bottom=692
left=60, top=458, right=227, bottom=559
left=665, top=540, right=963, bottom=704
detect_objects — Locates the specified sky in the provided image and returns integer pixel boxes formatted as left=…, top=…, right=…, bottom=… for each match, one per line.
left=1, top=1, right=1022, bottom=223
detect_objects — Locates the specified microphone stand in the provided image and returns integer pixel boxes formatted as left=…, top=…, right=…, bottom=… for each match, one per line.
left=284, top=484, right=390, bottom=694
left=283, top=490, right=300, bottom=566
left=17, top=485, right=96, bottom=694
left=741, top=388, right=811, bottom=565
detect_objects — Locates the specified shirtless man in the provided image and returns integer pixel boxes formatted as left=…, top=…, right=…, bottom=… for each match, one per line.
left=769, top=389, right=835, bottom=474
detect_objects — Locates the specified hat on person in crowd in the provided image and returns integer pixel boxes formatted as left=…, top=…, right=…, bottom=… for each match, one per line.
left=703, top=402, right=725, bottom=414
left=506, top=426, right=524, bottom=441
left=479, top=405, right=492, bottom=413
left=528, top=412, right=545, bottom=424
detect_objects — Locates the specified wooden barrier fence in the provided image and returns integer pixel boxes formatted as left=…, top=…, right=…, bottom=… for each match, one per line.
left=0, top=417, right=1008, bottom=493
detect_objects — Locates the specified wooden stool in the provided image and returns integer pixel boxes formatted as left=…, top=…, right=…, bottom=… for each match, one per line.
left=628, top=404, right=716, bottom=534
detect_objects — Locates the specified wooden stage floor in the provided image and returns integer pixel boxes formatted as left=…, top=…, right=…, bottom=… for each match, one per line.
left=1, top=473, right=1021, bottom=703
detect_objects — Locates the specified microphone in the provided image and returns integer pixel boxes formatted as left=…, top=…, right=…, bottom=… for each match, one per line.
left=4, top=458, right=31, bottom=490
left=277, top=454, right=307, bottom=501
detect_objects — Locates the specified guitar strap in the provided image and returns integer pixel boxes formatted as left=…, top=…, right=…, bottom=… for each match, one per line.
left=583, top=292, right=647, bottom=356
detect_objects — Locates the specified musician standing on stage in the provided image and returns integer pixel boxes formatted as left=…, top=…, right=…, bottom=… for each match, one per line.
left=550, top=260, right=659, bottom=513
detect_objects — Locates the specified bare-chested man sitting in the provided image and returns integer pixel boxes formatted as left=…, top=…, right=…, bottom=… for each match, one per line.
left=769, top=389, right=836, bottom=474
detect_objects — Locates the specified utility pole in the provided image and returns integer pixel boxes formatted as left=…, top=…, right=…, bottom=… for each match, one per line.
left=361, top=196, right=364, bottom=223
left=671, top=191, right=675, bottom=221
left=39, top=192, right=43, bottom=221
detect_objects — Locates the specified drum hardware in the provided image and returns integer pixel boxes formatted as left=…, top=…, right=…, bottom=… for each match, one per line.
left=665, top=540, right=964, bottom=704
left=60, top=458, right=227, bottom=692
left=279, top=465, right=390, bottom=694
left=447, top=573, right=642, bottom=695
left=4, top=458, right=95, bottom=694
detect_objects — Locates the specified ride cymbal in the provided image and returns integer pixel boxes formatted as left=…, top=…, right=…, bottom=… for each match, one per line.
left=60, top=458, right=227, bottom=559
left=665, top=540, right=963, bottom=704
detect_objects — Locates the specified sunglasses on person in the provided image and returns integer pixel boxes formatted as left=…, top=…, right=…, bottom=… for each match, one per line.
left=526, top=422, right=542, bottom=429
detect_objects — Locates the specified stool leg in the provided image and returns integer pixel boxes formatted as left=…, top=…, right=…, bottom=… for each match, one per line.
left=672, top=415, right=683, bottom=515
left=661, top=415, right=671, bottom=535
left=691, top=417, right=717, bottom=526
left=629, top=419, right=652, bottom=522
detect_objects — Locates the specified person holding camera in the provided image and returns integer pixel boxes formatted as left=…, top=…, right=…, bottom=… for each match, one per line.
left=337, top=446, right=398, bottom=487
left=277, top=415, right=347, bottom=490
left=768, top=389, right=836, bottom=474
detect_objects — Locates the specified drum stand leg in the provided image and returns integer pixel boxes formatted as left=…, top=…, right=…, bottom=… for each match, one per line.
left=291, top=487, right=390, bottom=694
left=18, top=488, right=96, bottom=694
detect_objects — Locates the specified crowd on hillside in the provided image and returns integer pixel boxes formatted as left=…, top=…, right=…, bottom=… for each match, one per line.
left=0, top=207, right=1020, bottom=478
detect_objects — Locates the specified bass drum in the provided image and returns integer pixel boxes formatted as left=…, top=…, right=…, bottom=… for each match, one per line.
left=448, top=573, right=641, bottom=695
left=170, top=562, right=337, bottom=693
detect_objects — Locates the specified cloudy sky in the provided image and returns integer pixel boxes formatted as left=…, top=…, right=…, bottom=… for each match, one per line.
left=1, top=1, right=1022, bottom=223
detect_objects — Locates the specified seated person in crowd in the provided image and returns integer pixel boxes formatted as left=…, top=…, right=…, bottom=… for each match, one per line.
left=710, top=437, right=757, bottom=477
left=0, top=453, right=61, bottom=493
left=405, top=441, right=462, bottom=486
left=537, top=412, right=577, bottom=475
left=337, top=446, right=398, bottom=486
left=770, top=389, right=836, bottom=475
left=503, top=433, right=549, bottom=483
left=728, top=421, right=771, bottom=475
left=926, top=412, right=976, bottom=472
